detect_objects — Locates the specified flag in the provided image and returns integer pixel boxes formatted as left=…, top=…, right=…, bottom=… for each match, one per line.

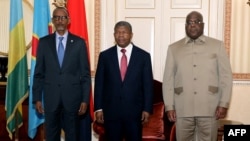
left=5, top=0, right=29, bottom=139
left=67, top=0, right=93, bottom=140
left=28, top=0, right=52, bottom=139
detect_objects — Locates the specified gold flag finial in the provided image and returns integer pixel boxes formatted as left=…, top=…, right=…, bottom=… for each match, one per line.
left=52, top=0, right=67, bottom=8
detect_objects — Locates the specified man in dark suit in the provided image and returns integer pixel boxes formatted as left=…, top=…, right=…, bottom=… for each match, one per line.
left=32, top=7, right=91, bottom=141
left=94, top=21, right=154, bottom=141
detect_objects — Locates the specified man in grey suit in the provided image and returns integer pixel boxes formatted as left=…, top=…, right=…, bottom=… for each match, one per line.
left=32, top=7, right=91, bottom=141
left=162, top=11, right=232, bottom=141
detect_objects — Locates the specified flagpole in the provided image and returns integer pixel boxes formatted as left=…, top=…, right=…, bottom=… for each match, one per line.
left=42, top=124, right=46, bottom=141
left=15, top=111, right=19, bottom=141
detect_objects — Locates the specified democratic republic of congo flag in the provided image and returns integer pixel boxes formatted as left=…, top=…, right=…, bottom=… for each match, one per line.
left=28, top=0, right=52, bottom=139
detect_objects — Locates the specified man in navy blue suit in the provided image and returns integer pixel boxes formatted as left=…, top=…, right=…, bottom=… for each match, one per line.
left=94, top=21, right=154, bottom=141
left=32, top=7, right=91, bottom=141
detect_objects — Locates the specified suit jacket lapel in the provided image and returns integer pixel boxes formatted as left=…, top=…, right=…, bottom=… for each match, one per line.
left=110, top=46, right=121, bottom=79
left=62, top=33, right=74, bottom=68
left=48, top=33, right=60, bottom=68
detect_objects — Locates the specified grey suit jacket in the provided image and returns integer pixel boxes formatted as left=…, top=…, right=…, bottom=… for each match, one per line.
left=32, top=32, right=91, bottom=112
left=162, top=35, right=232, bottom=117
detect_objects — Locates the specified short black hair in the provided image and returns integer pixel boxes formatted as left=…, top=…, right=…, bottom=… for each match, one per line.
left=53, top=7, right=69, bottom=17
left=114, top=21, right=132, bottom=32
left=186, top=11, right=203, bottom=22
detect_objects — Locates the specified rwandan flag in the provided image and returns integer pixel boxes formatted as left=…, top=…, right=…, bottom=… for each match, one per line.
left=5, top=0, right=28, bottom=139
left=28, top=0, right=52, bottom=139
left=67, top=0, right=94, bottom=140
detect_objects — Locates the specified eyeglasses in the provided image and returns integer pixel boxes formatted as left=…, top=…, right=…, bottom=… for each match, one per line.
left=186, top=20, right=203, bottom=26
left=52, top=16, right=68, bottom=21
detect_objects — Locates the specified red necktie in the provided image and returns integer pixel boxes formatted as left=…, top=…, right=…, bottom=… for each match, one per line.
left=120, top=49, right=127, bottom=81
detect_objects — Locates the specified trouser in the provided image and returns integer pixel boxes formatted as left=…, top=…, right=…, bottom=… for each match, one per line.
left=45, top=109, right=80, bottom=141
left=176, top=117, right=218, bottom=141
left=104, top=118, right=142, bottom=141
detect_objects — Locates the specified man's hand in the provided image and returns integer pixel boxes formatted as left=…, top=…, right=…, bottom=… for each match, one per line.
left=216, top=106, right=228, bottom=119
left=95, top=111, right=104, bottom=124
left=78, top=102, right=87, bottom=115
left=167, top=110, right=176, bottom=122
left=141, top=111, right=150, bottom=124
left=35, top=101, right=44, bottom=114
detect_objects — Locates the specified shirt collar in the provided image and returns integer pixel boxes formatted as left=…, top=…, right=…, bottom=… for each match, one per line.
left=185, top=34, right=206, bottom=44
left=117, top=43, right=133, bottom=52
left=56, top=31, right=69, bottom=39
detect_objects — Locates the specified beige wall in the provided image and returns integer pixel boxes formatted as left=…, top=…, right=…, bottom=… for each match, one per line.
left=226, top=83, right=250, bottom=124
left=230, top=0, right=250, bottom=73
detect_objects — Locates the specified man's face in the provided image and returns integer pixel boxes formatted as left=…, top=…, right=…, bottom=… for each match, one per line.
left=52, top=9, right=70, bottom=34
left=114, top=26, right=133, bottom=48
left=185, top=13, right=204, bottom=40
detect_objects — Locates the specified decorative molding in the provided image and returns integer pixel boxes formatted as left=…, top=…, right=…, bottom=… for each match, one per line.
left=170, top=17, right=186, bottom=43
left=92, top=0, right=101, bottom=76
left=233, top=73, right=250, bottom=80
left=171, top=0, right=201, bottom=9
left=52, top=0, right=67, bottom=8
left=233, top=80, right=250, bottom=86
left=125, top=0, right=155, bottom=9
left=224, top=0, right=231, bottom=57
left=224, top=0, right=250, bottom=80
